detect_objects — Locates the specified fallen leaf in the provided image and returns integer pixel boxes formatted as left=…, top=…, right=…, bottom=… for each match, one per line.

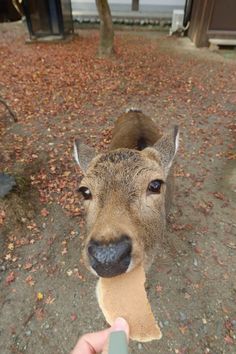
left=0, top=210, right=6, bottom=225
left=213, top=192, right=226, bottom=201
left=224, top=335, right=234, bottom=345
left=7, top=243, right=14, bottom=250
left=6, top=271, right=15, bottom=284
left=172, top=224, right=193, bottom=231
left=35, top=308, right=44, bottom=321
left=45, top=295, right=56, bottom=304
left=25, top=275, right=36, bottom=286
left=37, top=292, right=44, bottom=301
left=156, top=285, right=163, bottom=293
left=179, top=325, right=188, bottom=335
left=40, top=208, right=49, bottom=217
left=71, top=313, right=77, bottom=321
left=61, top=248, right=68, bottom=255
left=23, top=262, right=33, bottom=270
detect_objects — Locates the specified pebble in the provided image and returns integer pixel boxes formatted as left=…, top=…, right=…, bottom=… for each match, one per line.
left=179, top=311, right=187, bottom=322
left=216, top=321, right=222, bottom=337
left=193, top=258, right=198, bottom=267
left=232, top=320, right=236, bottom=328
left=41, top=322, right=50, bottom=330
left=25, top=330, right=32, bottom=336
left=219, top=222, right=225, bottom=230
left=163, top=320, right=170, bottom=326
left=203, top=325, right=208, bottom=334
left=0, top=173, right=16, bottom=198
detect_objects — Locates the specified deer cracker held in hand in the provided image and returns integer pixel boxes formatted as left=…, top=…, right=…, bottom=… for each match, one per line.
left=74, top=109, right=179, bottom=278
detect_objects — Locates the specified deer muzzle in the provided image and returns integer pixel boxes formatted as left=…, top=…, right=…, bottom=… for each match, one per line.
left=87, top=235, right=132, bottom=277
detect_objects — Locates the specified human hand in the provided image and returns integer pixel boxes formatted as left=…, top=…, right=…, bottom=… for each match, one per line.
left=71, top=317, right=129, bottom=354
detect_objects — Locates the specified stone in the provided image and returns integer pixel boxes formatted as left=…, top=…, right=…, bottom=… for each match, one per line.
left=0, top=173, right=16, bottom=198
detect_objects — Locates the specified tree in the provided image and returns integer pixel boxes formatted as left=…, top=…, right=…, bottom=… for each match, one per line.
left=95, top=0, right=114, bottom=57
left=132, top=0, right=139, bottom=11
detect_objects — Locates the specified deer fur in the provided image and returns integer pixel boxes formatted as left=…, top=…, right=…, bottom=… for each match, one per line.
left=74, top=109, right=179, bottom=276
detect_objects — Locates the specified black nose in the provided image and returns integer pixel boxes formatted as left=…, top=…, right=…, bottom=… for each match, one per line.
left=87, top=235, right=132, bottom=278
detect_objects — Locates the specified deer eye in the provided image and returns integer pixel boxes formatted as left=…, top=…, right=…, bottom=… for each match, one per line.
left=78, top=186, right=92, bottom=200
left=147, top=180, right=163, bottom=194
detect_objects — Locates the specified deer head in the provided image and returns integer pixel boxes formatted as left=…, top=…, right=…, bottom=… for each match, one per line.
left=74, top=125, right=179, bottom=278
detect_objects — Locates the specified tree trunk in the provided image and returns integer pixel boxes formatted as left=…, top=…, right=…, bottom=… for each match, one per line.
left=95, top=0, right=114, bottom=57
left=132, top=0, right=139, bottom=11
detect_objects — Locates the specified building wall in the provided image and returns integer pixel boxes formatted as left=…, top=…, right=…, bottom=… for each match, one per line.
left=72, top=0, right=185, bottom=4
left=72, top=0, right=185, bottom=13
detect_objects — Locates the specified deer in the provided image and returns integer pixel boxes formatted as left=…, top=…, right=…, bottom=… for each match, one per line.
left=74, top=109, right=179, bottom=278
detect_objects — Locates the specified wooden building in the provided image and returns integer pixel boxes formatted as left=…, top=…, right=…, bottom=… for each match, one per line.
left=185, top=0, right=236, bottom=47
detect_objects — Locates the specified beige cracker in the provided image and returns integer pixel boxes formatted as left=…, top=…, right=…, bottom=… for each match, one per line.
left=96, top=264, right=162, bottom=342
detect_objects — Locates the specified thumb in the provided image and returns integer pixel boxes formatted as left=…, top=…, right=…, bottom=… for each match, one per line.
left=110, top=317, right=129, bottom=339
left=101, top=318, right=129, bottom=354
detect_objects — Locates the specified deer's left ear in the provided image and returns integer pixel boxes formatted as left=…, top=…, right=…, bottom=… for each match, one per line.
left=142, top=126, right=179, bottom=177
left=153, top=125, right=179, bottom=176
left=73, top=139, right=95, bottom=173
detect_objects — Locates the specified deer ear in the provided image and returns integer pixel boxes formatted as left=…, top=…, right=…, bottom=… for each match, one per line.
left=73, top=139, right=95, bottom=172
left=153, top=125, right=179, bottom=175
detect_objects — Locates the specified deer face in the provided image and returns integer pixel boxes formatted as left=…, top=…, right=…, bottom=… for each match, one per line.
left=74, top=128, right=179, bottom=278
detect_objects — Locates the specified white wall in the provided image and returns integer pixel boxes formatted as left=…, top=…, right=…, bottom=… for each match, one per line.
left=72, top=0, right=185, bottom=14
left=73, top=0, right=185, bottom=4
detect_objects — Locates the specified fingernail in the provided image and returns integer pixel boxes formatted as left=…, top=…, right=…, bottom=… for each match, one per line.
left=113, top=317, right=129, bottom=331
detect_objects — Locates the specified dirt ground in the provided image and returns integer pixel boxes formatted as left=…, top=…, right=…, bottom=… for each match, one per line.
left=0, top=22, right=236, bottom=354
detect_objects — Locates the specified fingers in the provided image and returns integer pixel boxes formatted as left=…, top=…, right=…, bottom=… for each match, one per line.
left=71, top=317, right=129, bottom=354
left=105, top=317, right=129, bottom=354
left=112, top=317, right=129, bottom=339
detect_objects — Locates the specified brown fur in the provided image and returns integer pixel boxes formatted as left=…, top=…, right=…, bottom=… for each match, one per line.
left=75, top=110, right=178, bottom=274
left=110, top=110, right=161, bottom=150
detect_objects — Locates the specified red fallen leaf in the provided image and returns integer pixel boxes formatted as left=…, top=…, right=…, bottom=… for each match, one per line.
left=212, top=192, right=226, bottom=201
left=221, top=305, right=230, bottom=314
left=211, top=245, right=224, bottom=264
left=23, top=262, right=33, bottom=270
left=27, top=223, right=38, bottom=231
left=35, top=308, right=45, bottom=321
left=25, top=275, right=35, bottom=286
left=225, top=320, right=234, bottom=331
left=172, top=224, right=193, bottom=231
left=197, top=201, right=213, bottom=215
left=156, top=285, right=163, bottom=293
left=174, top=348, right=188, bottom=354
left=6, top=271, right=15, bottom=284
left=194, top=246, right=203, bottom=254
left=73, top=269, right=84, bottom=280
left=226, top=152, right=236, bottom=160
left=224, top=335, right=234, bottom=345
left=0, top=210, right=6, bottom=225
left=45, top=295, right=56, bottom=304
left=71, top=313, right=77, bottom=321
left=40, top=208, right=49, bottom=217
